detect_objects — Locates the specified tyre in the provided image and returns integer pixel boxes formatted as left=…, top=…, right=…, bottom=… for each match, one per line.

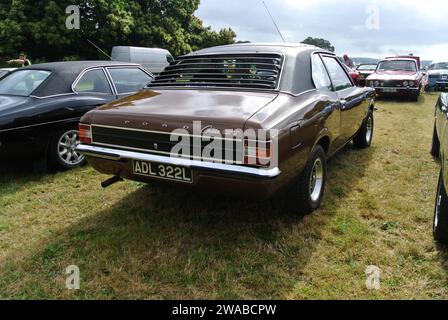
left=293, top=145, right=327, bottom=214
left=353, top=111, right=374, bottom=149
left=431, top=123, right=440, bottom=159
left=434, top=171, right=448, bottom=244
left=48, top=127, right=86, bottom=170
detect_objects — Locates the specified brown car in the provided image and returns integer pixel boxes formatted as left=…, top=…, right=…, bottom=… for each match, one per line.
left=77, top=43, right=376, bottom=213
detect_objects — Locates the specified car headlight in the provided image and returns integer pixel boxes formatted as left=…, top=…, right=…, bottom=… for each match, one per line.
left=374, top=81, right=380, bottom=87
left=409, top=81, right=415, bottom=87
left=403, top=81, right=409, bottom=86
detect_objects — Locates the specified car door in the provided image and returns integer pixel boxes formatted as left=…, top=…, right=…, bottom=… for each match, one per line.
left=306, top=53, right=344, bottom=151
left=106, top=67, right=154, bottom=99
left=439, top=94, right=448, bottom=181
left=322, top=55, right=367, bottom=142
left=436, top=93, right=448, bottom=142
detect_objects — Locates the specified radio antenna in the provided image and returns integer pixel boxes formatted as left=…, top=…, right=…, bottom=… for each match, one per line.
left=87, top=39, right=112, bottom=60
left=262, top=1, right=286, bottom=43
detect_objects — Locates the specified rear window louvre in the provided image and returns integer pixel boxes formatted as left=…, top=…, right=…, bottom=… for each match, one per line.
left=148, top=53, right=283, bottom=90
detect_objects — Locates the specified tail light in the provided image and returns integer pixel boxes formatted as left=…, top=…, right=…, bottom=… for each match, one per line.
left=244, top=139, right=272, bottom=168
left=79, top=124, right=92, bottom=144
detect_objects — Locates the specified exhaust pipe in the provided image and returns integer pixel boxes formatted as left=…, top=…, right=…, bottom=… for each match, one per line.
left=101, top=176, right=123, bottom=188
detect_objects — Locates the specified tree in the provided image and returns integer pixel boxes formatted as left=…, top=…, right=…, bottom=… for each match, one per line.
left=301, top=37, right=335, bottom=52
left=0, top=0, right=237, bottom=62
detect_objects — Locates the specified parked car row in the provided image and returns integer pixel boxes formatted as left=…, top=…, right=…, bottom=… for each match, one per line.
left=1, top=42, right=446, bottom=242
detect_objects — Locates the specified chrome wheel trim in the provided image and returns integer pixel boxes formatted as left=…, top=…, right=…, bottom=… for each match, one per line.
left=366, top=115, right=373, bottom=144
left=57, top=130, right=84, bottom=166
left=309, top=158, right=324, bottom=202
left=435, top=193, right=442, bottom=230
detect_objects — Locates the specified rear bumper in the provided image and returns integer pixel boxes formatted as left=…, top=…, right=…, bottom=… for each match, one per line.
left=76, top=144, right=284, bottom=199
left=77, top=144, right=281, bottom=179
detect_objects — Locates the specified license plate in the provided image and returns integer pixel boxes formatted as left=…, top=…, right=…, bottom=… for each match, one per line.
left=133, top=160, right=193, bottom=183
left=382, top=88, right=397, bottom=93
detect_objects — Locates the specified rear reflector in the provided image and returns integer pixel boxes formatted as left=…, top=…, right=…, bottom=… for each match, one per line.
left=244, top=139, right=272, bottom=168
left=79, top=124, right=92, bottom=144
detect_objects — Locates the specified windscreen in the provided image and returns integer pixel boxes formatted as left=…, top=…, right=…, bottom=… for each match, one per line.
left=377, top=60, right=417, bottom=72
left=0, top=70, right=51, bottom=96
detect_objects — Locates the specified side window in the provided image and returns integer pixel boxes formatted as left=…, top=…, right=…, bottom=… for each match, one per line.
left=311, top=54, right=332, bottom=91
left=322, top=56, right=353, bottom=91
left=108, top=68, right=153, bottom=94
left=74, top=69, right=112, bottom=94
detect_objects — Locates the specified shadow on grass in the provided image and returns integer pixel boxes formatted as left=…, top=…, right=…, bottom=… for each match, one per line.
left=0, top=159, right=50, bottom=197
left=0, top=144, right=374, bottom=299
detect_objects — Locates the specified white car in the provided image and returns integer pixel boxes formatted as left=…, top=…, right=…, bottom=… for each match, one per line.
left=111, top=46, right=174, bottom=75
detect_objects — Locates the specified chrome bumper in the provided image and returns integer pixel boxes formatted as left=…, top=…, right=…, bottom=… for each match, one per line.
left=76, top=144, right=281, bottom=179
left=374, top=87, right=419, bottom=91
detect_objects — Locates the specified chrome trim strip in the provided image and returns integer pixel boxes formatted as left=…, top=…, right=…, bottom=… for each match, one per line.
left=0, top=117, right=81, bottom=133
left=30, top=93, right=77, bottom=99
left=76, top=144, right=281, bottom=178
left=373, top=87, right=419, bottom=90
left=91, top=141, right=244, bottom=165
left=91, top=124, right=265, bottom=142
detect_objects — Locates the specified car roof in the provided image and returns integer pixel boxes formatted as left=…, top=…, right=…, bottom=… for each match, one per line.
left=382, top=58, right=418, bottom=62
left=13, top=61, right=142, bottom=97
left=112, top=46, right=171, bottom=53
left=20, top=60, right=140, bottom=73
left=163, top=43, right=335, bottom=95
left=183, top=42, right=326, bottom=56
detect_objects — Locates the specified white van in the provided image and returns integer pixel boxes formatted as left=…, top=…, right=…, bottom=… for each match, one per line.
left=111, top=46, right=174, bottom=75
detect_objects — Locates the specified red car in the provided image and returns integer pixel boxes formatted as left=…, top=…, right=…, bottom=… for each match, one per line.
left=356, top=64, right=377, bottom=86
left=367, top=57, right=424, bottom=101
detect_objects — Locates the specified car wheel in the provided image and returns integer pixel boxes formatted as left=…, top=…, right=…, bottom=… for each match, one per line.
left=434, top=170, right=448, bottom=244
left=353, top=111, right=374, bottom=149
left=48, top=128, right=86, bottom=170
left=294, top=145, right=327, bottom=214
left=431, top=123, right=440, bottom=159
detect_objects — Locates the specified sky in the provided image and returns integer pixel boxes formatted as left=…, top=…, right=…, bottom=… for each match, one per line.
left=196, top=0, right=448, bottom=62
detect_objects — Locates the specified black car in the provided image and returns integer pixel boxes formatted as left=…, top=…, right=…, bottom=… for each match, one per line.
left=0, top=61, right=154, bottom=169
left=431, top=92, right=448, bottom=243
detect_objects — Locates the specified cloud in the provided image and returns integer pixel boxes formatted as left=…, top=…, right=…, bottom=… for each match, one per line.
left=196, top=0, right=448, bottom=61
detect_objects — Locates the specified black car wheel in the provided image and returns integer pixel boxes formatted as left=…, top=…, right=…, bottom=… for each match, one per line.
left=295, top=145, right=327, bottom=214
left=431, top=123, right=441, bottom=159
left=353, top=112, right=374, bottom=149
left=48, top=127, right=86, bottom=170
left=434, top=170, right=448, bottom=244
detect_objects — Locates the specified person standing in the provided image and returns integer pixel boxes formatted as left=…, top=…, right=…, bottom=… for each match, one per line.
left=343, top=54, right=355, bottom=69
left=7, top=52, right=32, bottom=67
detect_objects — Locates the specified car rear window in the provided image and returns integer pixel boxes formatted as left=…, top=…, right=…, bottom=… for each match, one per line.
left=148, top=53, right=283, bottom=90
left=0, top=70, right=51, bottom=96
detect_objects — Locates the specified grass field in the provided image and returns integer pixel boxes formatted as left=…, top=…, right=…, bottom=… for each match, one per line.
left=0, top=93, right=447, bottom=299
